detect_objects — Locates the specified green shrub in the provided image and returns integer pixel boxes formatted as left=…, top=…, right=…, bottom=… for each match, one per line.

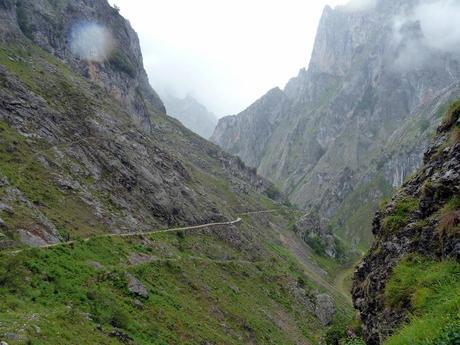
left=110, top=307, right=131, bottom=329
left=433, top=323, right=460, bottom=345
left=265, top=184, right=282, bottom=200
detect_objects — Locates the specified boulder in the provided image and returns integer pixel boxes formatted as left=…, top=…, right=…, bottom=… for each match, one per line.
left=126, top=273, right=148, bottom=298
left=315, top=294, right=335, bottom=326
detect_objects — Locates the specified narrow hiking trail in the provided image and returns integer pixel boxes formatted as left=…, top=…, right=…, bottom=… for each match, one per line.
left=9, top=217, right=243, bottom=254
left=6, top=208, right=355, bottom=306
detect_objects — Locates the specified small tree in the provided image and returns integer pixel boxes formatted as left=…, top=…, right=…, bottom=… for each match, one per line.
left=113, top=4, right=120, bottom=12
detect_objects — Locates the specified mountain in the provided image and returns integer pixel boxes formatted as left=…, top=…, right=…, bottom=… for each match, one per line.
left=0, top=0, right=354, bottom=343
left=352, top=102, right=460, bottom=344
left=162, top=93, right=218, bottom=139
left=212, top=0, right=460, bottom=247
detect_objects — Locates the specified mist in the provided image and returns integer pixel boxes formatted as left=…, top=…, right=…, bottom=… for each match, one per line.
left=393, top=0, right=460, bottom=70
left=108, top=0, right=350, bottom=117
left=70, top=22, right=114, bottom=62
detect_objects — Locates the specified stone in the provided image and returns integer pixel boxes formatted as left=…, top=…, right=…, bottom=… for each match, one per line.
left=133, top=299, right=144, bottom=309
left=315, top=294, right=335, bottom=326
left=126, top=273, right=148, bottom=298
left=0, top=203, right=13, bottom=215
left=17, top=229, right=53, bottom=247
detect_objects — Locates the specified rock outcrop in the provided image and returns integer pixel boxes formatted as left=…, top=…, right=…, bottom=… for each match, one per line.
left=315, top=294, right=336, bottom=326
left=294, top=212, right=338, bottom=258
left=2, top=0, right=164, bottom=132
left=352, top=102, right=460, bottom=344
left=212, top=0, right=460, bottom=246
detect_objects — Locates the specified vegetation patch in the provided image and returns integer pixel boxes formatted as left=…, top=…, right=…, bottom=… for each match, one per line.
left=109, top=51, right=136, bottom=78
left=0, top=231, right=344, bottom=345
left=441, top=100, right=460, bottom=129
left=382, top=197, right=418, bottom=233
left=437, top=196, right=460, bottom=237
left=384, top=256, right=460, bottom=345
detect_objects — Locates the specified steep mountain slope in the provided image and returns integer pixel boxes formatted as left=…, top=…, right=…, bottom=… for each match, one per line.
left=0, top=0, right=353, bottom=344
left=352, top=102, right=460, bottom=344
left=162, top=93, right=218, bottom=139
left=212, top=0, right=460, bottom=247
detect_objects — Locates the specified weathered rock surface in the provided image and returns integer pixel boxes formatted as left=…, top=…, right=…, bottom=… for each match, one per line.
left=352, top=103, right=460, bottom=344
left=212, top=0, right=460, bottom=246
left=315, top=294, right=335, bottom=326
left=294, top=212, right=338, bottom=258
left=126, top=273, right=149, bottom=298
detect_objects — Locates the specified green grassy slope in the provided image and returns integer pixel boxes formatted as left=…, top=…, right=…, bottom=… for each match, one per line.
left=0, top=214, right=352, bottom=345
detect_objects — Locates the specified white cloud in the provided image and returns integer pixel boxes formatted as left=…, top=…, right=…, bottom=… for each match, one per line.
left=393, top=0, right=460, bottom=71
left=414, top=0, right=460, bottom=53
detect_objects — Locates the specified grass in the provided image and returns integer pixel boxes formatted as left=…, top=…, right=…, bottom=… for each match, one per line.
left=382, top=197, right=419, bottom=234
left=440, top=101, right=460, bottom=129
left=383, top=256, right=460, bottom=345
left=437, top=196, right=460, bottom=241
left=0, top=230, right=342, bottom=345
left=0, top=121, right=110, bottom=240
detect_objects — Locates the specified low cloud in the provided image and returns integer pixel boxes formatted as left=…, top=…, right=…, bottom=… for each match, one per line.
left=413, top=0, right=460, bottom=53
left=393, top=0, right=460, bottom=70
left=70, top=22, right=115, bottom=62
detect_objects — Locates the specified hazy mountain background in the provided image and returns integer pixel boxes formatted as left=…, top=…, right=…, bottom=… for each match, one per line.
left=162, top=93, right=218, bottom=139
left=212, top=0, right=460, bottom=248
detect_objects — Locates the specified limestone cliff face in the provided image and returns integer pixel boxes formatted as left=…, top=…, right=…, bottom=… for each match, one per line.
left=352, top=102, right=460, bottom=344
left=162, top=94, right=217, bottom=139
left=212, top=0, right=460, bottom=246
left=1, top=0, right=164, bottom=131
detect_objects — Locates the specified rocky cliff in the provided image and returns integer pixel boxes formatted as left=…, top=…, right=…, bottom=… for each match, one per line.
left=212, top=0, right=460, bottom=247
left=162, top=93, right=217, bottom=139
left=352, top=102, right=460, bottom=344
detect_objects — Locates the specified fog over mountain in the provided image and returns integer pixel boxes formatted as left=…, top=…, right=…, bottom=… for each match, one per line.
left=108, top=0, right=350, bottom=117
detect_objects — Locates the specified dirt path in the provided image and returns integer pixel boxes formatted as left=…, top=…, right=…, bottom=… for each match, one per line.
left=10, top=218, right=242, bottom=254
left=8, top=207, right=358, bottom=308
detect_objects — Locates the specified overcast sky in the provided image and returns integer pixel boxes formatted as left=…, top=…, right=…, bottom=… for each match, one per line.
left=107, top=0, right=348, bottom=117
